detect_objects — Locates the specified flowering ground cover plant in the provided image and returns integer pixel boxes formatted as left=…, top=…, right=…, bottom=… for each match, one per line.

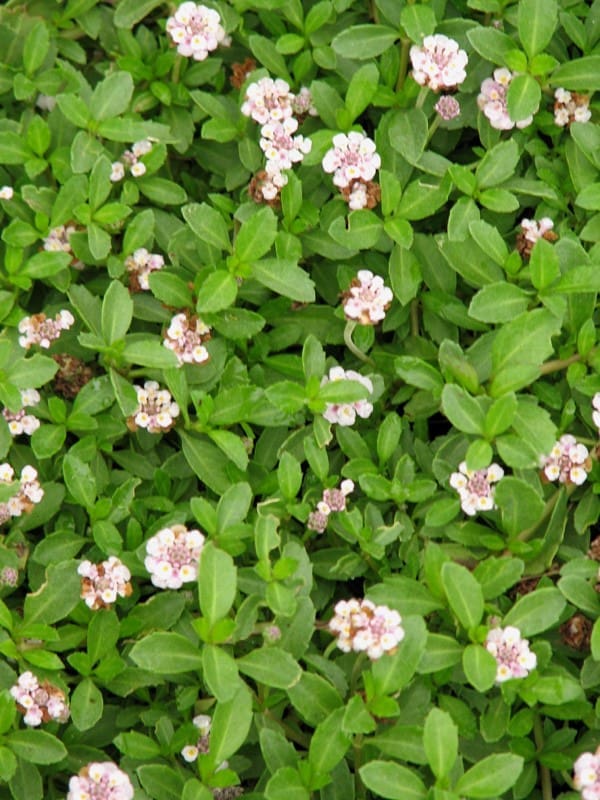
left=0, top=0, right=600, bottom=798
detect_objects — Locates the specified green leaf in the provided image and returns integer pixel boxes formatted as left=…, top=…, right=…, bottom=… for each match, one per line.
left=0, top=746, right=16, bottom=781
left=248, top=34, right=292, bottom=82
left=235, top=207, right=277, bottom=262
left=90, top=72, right=134, bottom=121
left=503, top=587, right=566, bottom=636
left=23, top=560, right=80, bottom=625
left=345, top=63, right=379, bottom=120
left=265, top=767, right=309, bottom=800
left=551, top=266, right=600, bottom=293
left=529, top=238, right=560, bottom=290
left=110, top=368, right=138, bottom=416
left=182, top=202, right=231, bottom=252
left=332, top=25, right=398, bottom=59
left=0, top=131, right=32, bottom=164
left=518, top=0, right=558, bottom=57
left=423, top=708, right=458, bottom=779
left=468, top=282, right=530, bottom=323
left=592, top=618, right=600, bottom=661
left=70, top=678, right=104, bottom=731
left=462, top=644, right=498, bottom=691
left=88, top=608, right=120, bottom=664
left=359, top=760, right=427, bottom=800
left=97, top=117, right=174, bottom=143
left=401, top=4, right=436, bottom=43
left=476, top=139, right=520, bottom=190
left=23, top=21, right=50, bottom=75
left=389, top=108, right=428, bottom=165
left=8, top=354, right=58, bottom=388
left=196, top=271, right=238, bottom=313
left=494, top=477, right=545, bottom=537
left=484, top=393, right=518, bottom=438
left=88, top=223, right=112, bottom=259
left=21, top=252, right=71, bottom=279
left=492, top=309, right=562, bottom=373
left=549, top=56, right=600, bottom=91
left=397, top=177, right=451, bottom=220
left=202, top=644, right=241, bottom=702
left=101, top=280, right=133, bottom=344
left=137, top=765, right=183, bottom=800
left=123, top=208, right=154, bottom=253
left=123, top=340, right=178, bottom=369
left=129, top=632, right=203, bottom=673
left=149, top=272, right=193, bottom=308
left=180, top=432, right=232, bottom=495
left=237, top=647, right=302, bottom=689
left=210, top=685, right=253, bottom=763
left=455, top=753, right=523, bottom=798
left=115, top=731, right=160, bottom=759
left=207, top=429, right=249, bottom=471
left=441, top=562, right=484, bottom=629
left=441, top=384, right=486, bottom=435
left=63, top=454, right=96, bottom=508
left=252, top=258, right=315, bottom=302
left=114, top=0, right=163, bottom=27
left=138, top=177, right=187, bottom=206
left=308, top=707, right=352, bottom=774
left=467, top=26, right=518, bottom=65
left=199, top=542, right=237, bottom=626
left=506, top=74, right=541, bottom=122
left=371, top=615, right=427, bottom=696
left=7, top=731, right=66, bottom=765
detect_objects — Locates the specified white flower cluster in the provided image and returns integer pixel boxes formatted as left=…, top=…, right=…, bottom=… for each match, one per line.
left=125, top=247, right=165, bottom=291
left=322, top=132, right=381, bottom=210
left=67, top=762, right=134, bottom=800
left=329, top=598, right=405, bottom=660
left=128, top=381, right=180, bottom=434
left=0, top=186, right=13, bottom=200
left=43, top=223, right=78, bottom=254
left=163, top=311, right=211, bottom=366
left=2, top=389, right=41, bottom=436
left=78, top=556, right=132, bottom=610
left=307, top=479, right=354, bottom=533
left=166, top=2, right=228, bottom=61
left=485, top=625, right=537, bottom=683
left=478, top=68, right=533, bottom=130
left=18, top=310, right=74, bottom=349
left=541, top=434, right=590, bottom=486
left=449, top=461, right=504, bottom=516
left=242, top=77, right=314, bottom=204
left=321, top=366, right=374, bottom=427
left=410, top=34, right=468, bottom=92
left=520, top=216, right=554, bottom=244
left=343, top=270, right=393, bottom=325
left=181, top=714, right=212, bottom=762
left=144, top=524, right=205, bottom=589
left=554, top=88, right=592, bottom=127
left=0, top=464, right=44, bottom=526
left=592, top=394, right=600, bottom=435
left=10, top=671, right=69, bottom=727
left=110, top=139, right=154, bottom=181
left=574, top=745, right=600, bottom=800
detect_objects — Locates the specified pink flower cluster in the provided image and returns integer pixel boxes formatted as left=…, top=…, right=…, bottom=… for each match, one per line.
left=449, top=461, right=504, bottom=516
left=166, top=2, right=227, bottom=61
left=343, top=270, right=393, bottom=325
left=125, top=247, right=164, bottom=291
left=520, top=217, right=554, bottom=245
left=478, top=68, right=533, bottom=130
left=43, top=224, right=78, bottom=254
left=181, top=713, right=212, bottom=762
left=18, top=310, right=74, bottom=349
left=163, top=311, right=212, bottom=366
left=307, top=479, right=354, bottom=533
left=0, top=464, right=44, bottom=526
left=554, top=88, right=592, bottom=127
left=435, top=94, right=461, bottom=121
left=67, top=762, right=134, bottom=800
left=3, top=389, right=41, bottom=436
left=592, top=394, right=600, bottom=435
left=110, top=139, right=154, bottom=181
left=242, top=77, right=314, bottom=204
left=321, top=366, right=374, bottom=427
left=322, top=132, right=381, bottom=210
left=485, top=625, right=537, bottom=683
left=329, top=598, right=405, bottom=660
left=574, top=746, right=600, bottom=800
left=10, top=671, right=69, bottom=727
left=127, top=381, right=180, bottom=434
left=410, top=34, right=468, bottom=92
left=144, top=524, right=205, bottom=589
left=541, top=434, right=590, bottom=486
left=78, top=556, right=132, bottom=610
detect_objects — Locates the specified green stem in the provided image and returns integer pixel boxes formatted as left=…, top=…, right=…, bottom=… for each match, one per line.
left=354, top=734, right=366, bottom=800
left=415, top=85, right=429, bottom=109
left=172, top=54, right=184, bottom=84
left=539, top=353, right=581, bottom=375
left=395, top=38, right=411, bottom=93
left=369, top=0, right=380, bottom=23
left=344, top=320, right=374, bottom=365
left=427, top=114, right=441, bottom=144
left=534, top=714, right=553, bottom=800
left=410, top=299, right=419, bottom=336
left=516, top=488, right=562, bottom=543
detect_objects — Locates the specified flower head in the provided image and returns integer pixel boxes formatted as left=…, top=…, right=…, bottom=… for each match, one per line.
left=53, top=354, right=94, bottom=398
left=125, top=248, right=165, bottom=291
left=321, top=366, right=374, bottom=426
left=478, top=68, right=534, bottom=130
left=181, top=714, right=212, bottom=762
left=259, top=117, right=312, bottom=174
left=485, top=625, right=537, bottom=683
left=291, top=87, right=318, bottom=120
left=554, top=88, right=592, bottom=127
left=241, top=77, right=295, bottom=125
left=78, top=557, right=132, bottom=610
left=0, top=464, right=44, bottom=526
left=163, top=311, right=212, bottom=367
left=10, top=671, right=69, bottom=726
left=592, top=394, right=600, bottom=436
left=307, top=479, right=354, bottom=533
left=166, top=2, right=227, bottom=60
left=329, top=598, right=405, bottom=660
left=541, top=434, right=591, bottom=486
left=18, top=310, right=74, bottom=349
left=248, top=169, right=287, bottom=206
left=516, top=217, right=557, bottom=259
left=322, top=132, right=381, bottom=189
left=449, top=461, right=503, bottom=516
left=2, top=389, right=41, bottom=436
left=435, top=94, right=461, bottom=121
left=574, top=745, right=600, bottom=800
left=0, top=186, right=14, bottom=200
left=410, top=34, right=468, bottom=92
left=67, top=762, right=134, bottom=800
left=127, top=381, right=180, bottom=434
left=342, top=270, right=393, bottom=325
left=144, top=524, right=205, bottom=589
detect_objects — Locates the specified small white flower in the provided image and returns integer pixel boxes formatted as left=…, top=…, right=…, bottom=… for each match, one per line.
left=450, top=461, right=503, bottom=516
left=410, top=34, right=468, bottom=91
